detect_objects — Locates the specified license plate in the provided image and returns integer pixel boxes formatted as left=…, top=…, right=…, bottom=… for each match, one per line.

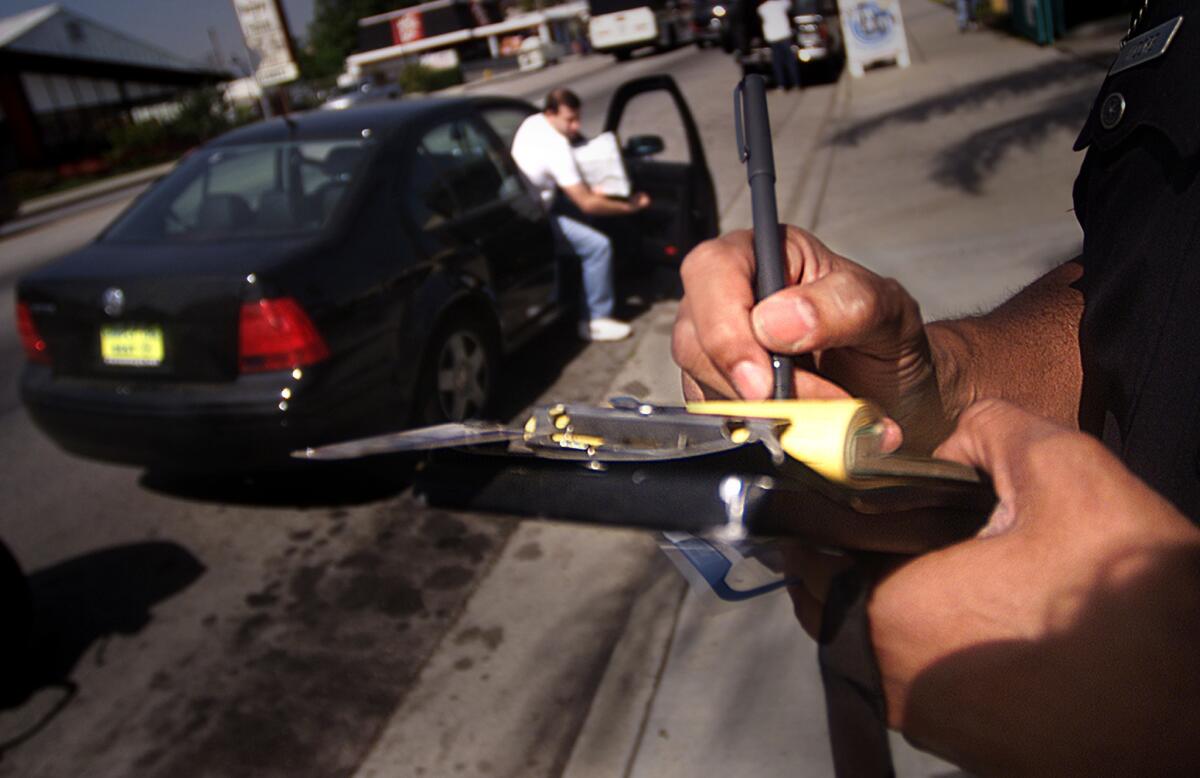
left=100, top=325, right=164, bottom=367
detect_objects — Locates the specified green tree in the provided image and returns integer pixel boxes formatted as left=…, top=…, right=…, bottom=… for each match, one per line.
left=299, top=0, right=407, bottom=80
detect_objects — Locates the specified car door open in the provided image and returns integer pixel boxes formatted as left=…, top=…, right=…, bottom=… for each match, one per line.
left=602, top=74, right=720, bottom=281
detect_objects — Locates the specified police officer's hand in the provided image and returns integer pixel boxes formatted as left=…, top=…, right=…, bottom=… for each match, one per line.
left=631, top=191, right=651, bottom=210
left=787, top=400, right=1200, bottom=774
left=673, top=225, right=947, bottom=451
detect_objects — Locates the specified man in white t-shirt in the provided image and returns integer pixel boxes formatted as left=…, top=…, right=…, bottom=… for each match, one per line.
left=510, top=88, right=650, bottom=342
left=758, top=0, right=800, bottom=90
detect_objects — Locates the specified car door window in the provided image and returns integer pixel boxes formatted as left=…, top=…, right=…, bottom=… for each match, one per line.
left=609, top=91, right=691, bottom=165
left=406, top=139, right=459, bottom=235
left=405, top=118, right=525, bottom=238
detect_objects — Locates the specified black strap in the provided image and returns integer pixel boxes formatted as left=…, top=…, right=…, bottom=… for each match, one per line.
left=818, top=567, right=895, bottom=778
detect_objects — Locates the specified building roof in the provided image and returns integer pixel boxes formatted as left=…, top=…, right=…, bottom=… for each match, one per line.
left=0, top=4, right=58, bottom=48
left=0, top=3, right=218, bottom=75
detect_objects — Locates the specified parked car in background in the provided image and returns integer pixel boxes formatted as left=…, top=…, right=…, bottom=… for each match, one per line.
left=16, top=77, right=718, bottom=472
left=587, top=0, right=695, bottom=60
left=728, top=0, right=843, bottom=82
left=320, top=79, right=402, bottom=110
left=517, top=37, right=565, bottom=71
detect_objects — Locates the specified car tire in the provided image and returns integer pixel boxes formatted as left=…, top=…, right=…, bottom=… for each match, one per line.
left=413, top=315, right=499, bottom=425
left=615, top=49, right=632, bottom=62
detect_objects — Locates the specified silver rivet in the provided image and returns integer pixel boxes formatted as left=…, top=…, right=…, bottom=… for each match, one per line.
left=1100, top=92, right=1126, bottom=130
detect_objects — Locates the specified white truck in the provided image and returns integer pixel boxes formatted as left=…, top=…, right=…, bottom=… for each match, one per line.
left=587, top=0, right=694, bottom=61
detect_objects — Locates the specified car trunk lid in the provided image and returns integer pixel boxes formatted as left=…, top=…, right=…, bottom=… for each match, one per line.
left=19, top=240, right=310, bottom=383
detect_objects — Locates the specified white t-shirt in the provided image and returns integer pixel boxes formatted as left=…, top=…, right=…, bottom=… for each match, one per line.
left=510, top=112, right=583, bottom=207
left=757, top=0, right=794, bottom=43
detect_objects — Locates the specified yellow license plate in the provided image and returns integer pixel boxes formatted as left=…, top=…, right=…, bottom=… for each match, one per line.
left=100, top=325, right=164, bottom=366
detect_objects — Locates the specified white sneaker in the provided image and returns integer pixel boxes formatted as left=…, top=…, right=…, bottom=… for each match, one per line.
left=578, top=317, right=632, bottom=342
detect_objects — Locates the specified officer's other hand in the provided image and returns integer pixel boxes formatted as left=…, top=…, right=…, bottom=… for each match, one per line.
left=673, top=225, right=938, bottom=450
left=631, top=191, right=651, bottom=209
left=792, top=401, right=1200, bottom=774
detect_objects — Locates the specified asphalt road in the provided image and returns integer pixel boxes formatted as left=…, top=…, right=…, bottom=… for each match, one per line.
left=0, top=45, right=779, bottom=777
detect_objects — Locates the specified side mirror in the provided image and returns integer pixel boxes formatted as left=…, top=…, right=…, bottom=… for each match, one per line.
left=624, top=134, right=665, bottom=158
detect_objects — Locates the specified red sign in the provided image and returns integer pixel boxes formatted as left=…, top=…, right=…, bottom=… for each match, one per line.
left=391, top=11, right=424, bottom=45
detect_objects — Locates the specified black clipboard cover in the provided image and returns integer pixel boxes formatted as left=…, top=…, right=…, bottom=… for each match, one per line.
left=415, top=442, right=994, bottom=554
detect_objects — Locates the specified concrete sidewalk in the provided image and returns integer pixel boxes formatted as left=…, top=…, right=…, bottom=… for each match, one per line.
left=353, top=3, right=1115, bottom=776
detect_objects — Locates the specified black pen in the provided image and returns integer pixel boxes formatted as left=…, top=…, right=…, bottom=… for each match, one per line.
left=734, top=75, right=793, bottom=399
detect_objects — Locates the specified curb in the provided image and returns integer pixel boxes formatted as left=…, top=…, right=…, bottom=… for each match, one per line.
left=17, top=161, right=175, bottom=219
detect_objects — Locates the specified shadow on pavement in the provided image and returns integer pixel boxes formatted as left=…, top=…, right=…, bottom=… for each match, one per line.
left=0, top=542, right=204, bottom=755
left=828, top=58, right=1105, bottom=193
left=933, top=84, right=1098, bottom=193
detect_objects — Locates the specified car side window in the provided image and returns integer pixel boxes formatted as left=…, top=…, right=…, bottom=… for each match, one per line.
left=406, top=118, right=524, bottom=235
left=406, top=126, right=462, bottom=233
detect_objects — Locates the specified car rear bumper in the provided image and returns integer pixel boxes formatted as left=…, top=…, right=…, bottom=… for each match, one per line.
left=20, top=363, right=396, bottom=471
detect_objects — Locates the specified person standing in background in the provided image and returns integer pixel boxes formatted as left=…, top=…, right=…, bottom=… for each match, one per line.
left=956, top=0, right=978, bottom=31
left=758, top=0, right=801, bottom=89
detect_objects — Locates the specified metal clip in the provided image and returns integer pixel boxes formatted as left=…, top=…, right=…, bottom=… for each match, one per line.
left=733, top=80, right=749, bottom=163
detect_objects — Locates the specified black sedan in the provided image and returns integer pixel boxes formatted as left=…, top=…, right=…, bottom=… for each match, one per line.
left=16, top=76, right=719, bottom=471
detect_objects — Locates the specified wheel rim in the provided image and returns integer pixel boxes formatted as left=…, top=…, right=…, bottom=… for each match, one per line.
left=435, top=330, right=489, bottom=420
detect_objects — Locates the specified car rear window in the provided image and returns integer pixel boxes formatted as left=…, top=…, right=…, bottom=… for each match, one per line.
left=103, top=140, right=367, bottom=242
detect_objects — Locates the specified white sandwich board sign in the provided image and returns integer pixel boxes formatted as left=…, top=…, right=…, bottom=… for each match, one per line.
left=837, top=0, right=912, bottom=78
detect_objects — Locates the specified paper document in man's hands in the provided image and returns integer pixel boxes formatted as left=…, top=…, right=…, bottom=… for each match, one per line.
left=572, top=132, right=631, bottom=198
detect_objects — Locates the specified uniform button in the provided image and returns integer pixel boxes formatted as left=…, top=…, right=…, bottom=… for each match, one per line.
left=1100, top=92, right=1126, bottom=130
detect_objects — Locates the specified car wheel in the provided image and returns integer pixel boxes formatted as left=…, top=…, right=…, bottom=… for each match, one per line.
left=615, top=49, right=632, bottom=61
left=415, top=316, right=499, bottom=425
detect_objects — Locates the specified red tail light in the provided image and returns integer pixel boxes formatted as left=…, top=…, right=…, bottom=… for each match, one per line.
left=238, top=298, right=329, bottom=373
left=16, top=302, right=50, bottom=364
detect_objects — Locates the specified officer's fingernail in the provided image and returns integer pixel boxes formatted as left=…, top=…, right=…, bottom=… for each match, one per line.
left=880, top=418, right=903, bottom=453
left=731, top=360, right=773, bottom=400
left=753, top=297, right=817, bottom=350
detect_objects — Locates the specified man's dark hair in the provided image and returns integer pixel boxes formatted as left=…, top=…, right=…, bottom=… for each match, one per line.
left=544, top=88, right=581, bottom=114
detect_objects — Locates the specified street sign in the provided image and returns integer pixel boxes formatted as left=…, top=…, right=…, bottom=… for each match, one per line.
left=392, top=11, right=426, bottom=45
left=233, top=0, right=299, bottom=87
left=837, top=0, right=911, bottom=78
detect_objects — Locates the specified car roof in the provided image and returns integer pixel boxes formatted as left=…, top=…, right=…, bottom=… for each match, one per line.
left=210, top=95, right=535, bottom=146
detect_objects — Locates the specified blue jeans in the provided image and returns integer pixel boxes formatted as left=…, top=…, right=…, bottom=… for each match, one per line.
left=770, top=39, right=801, bottom=89
left=956, top=0, right=975, bottom=29
left=555, top=214, right=614, bottom=320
